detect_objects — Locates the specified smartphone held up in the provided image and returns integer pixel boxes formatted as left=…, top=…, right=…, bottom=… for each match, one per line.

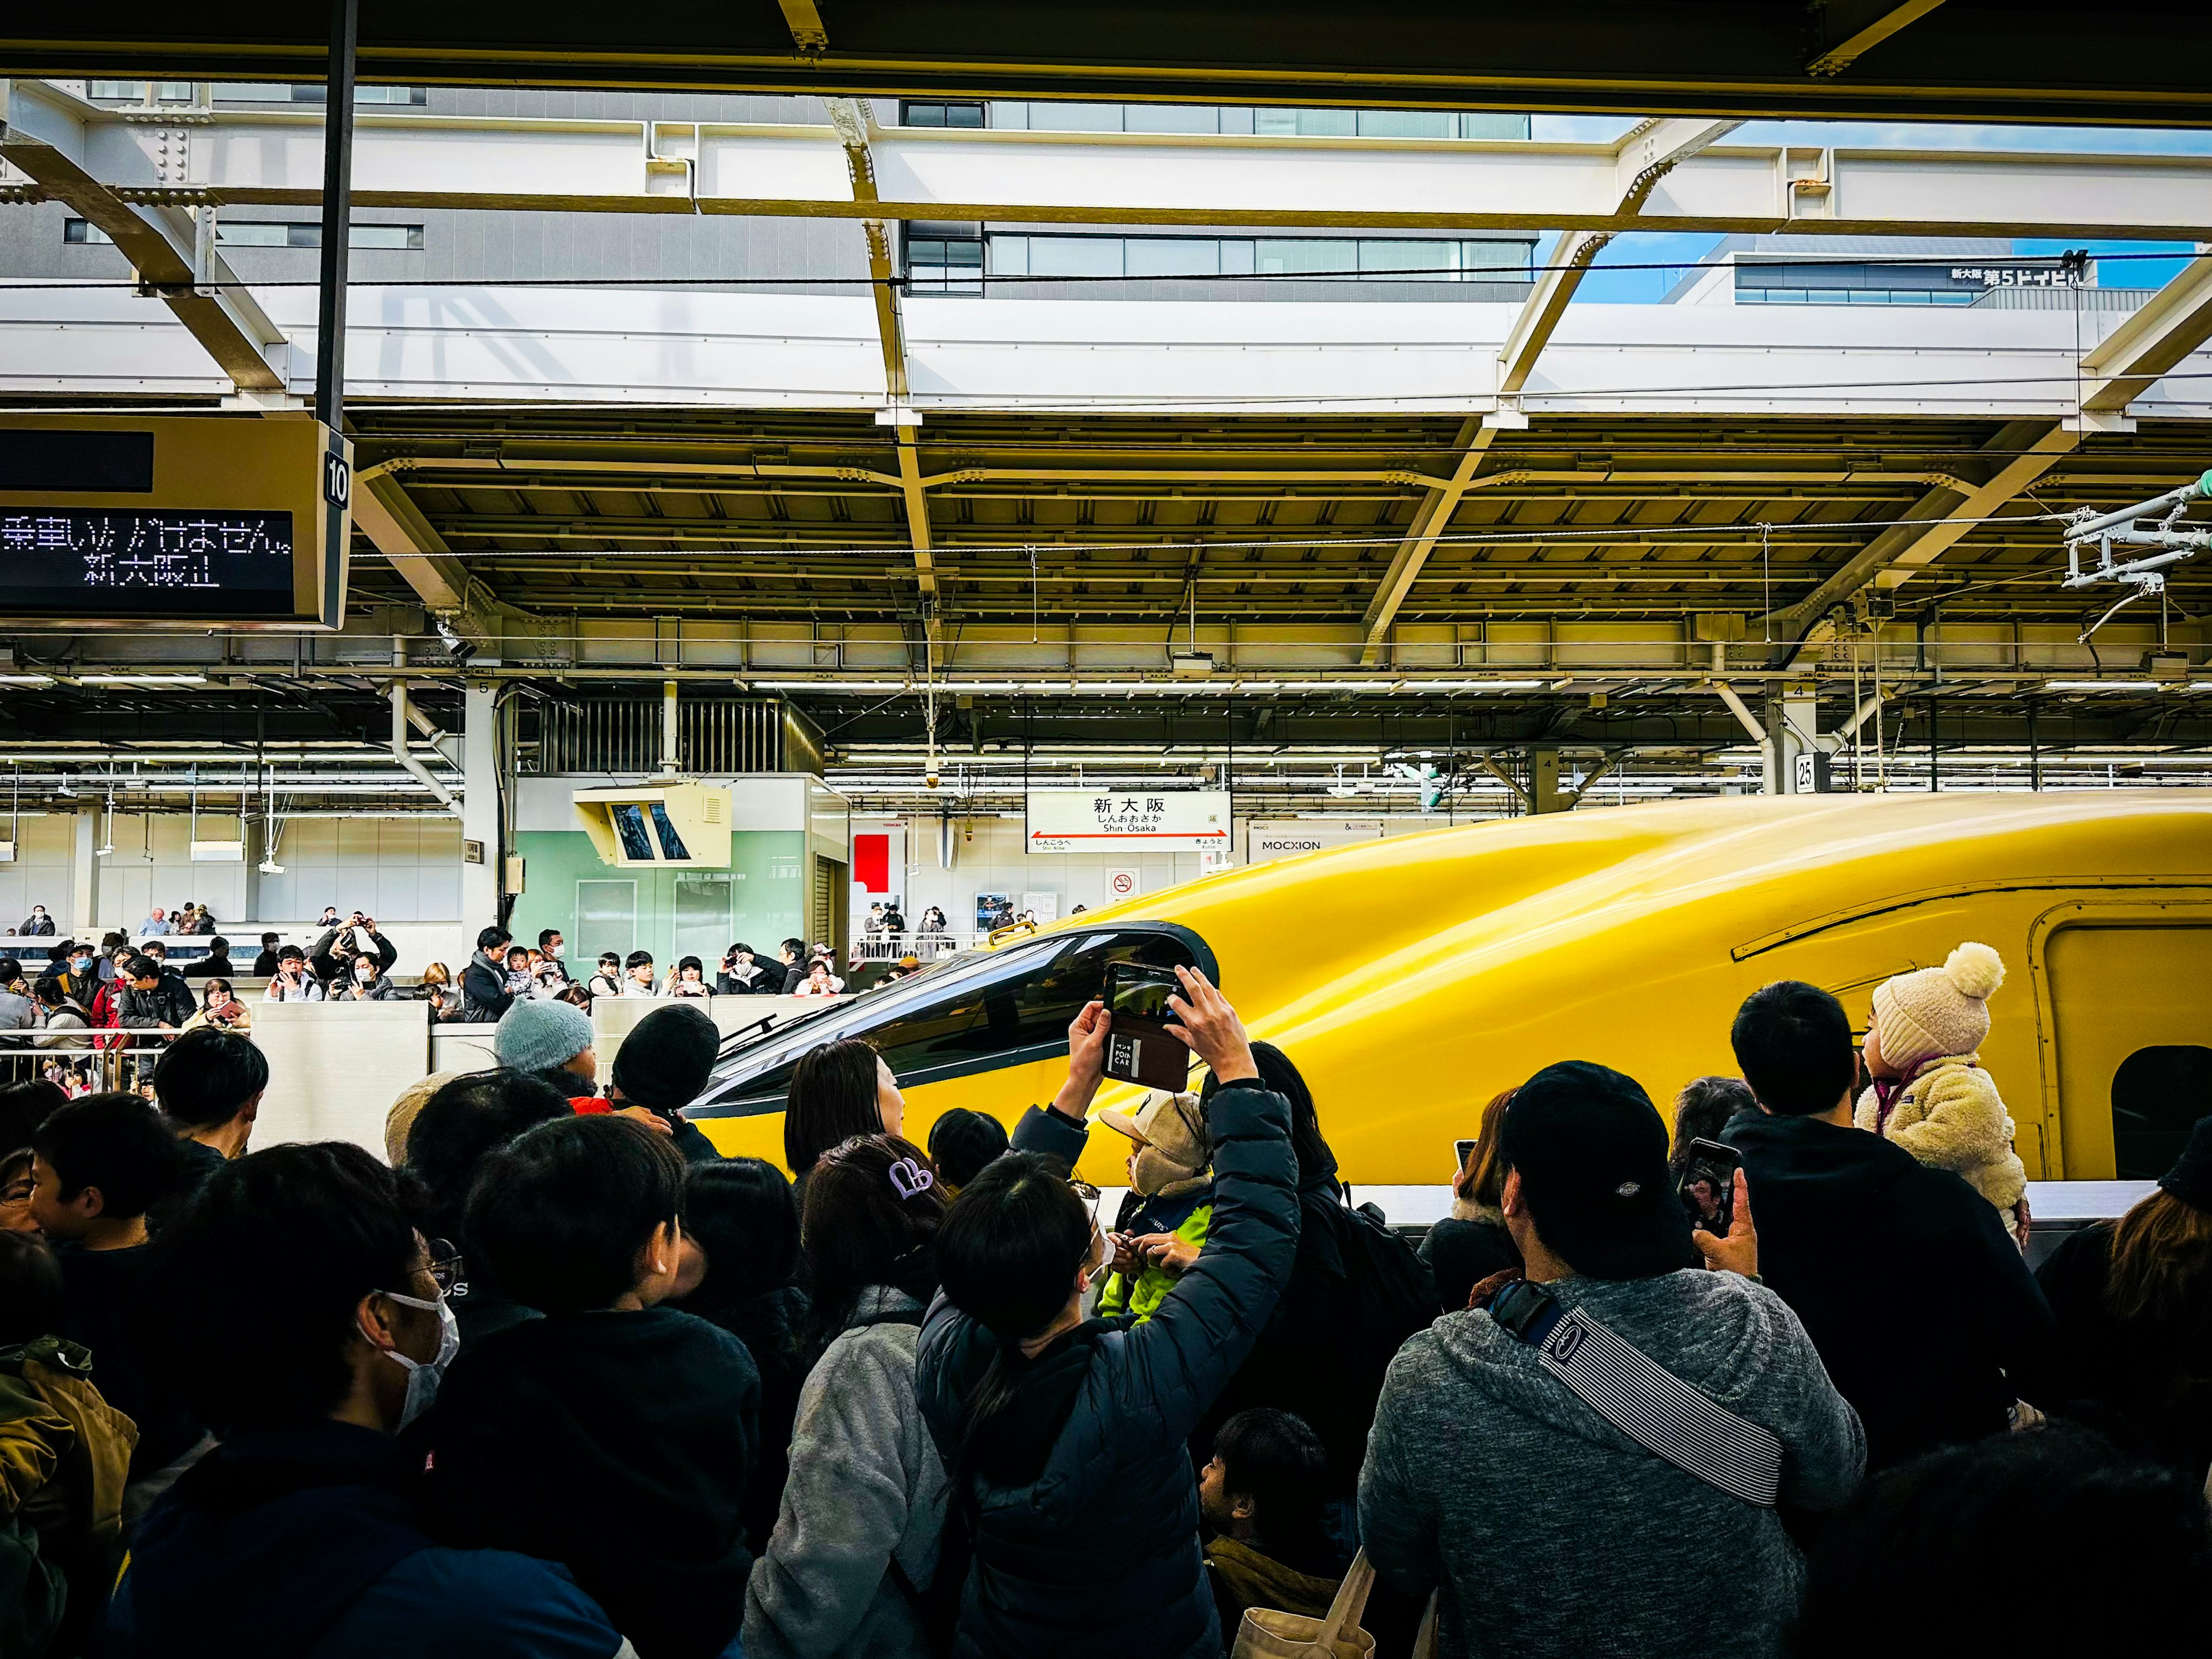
left=1100, top=961, right=1191, bottom=1090
left=1676, top=1138, right=1742, bottom=1235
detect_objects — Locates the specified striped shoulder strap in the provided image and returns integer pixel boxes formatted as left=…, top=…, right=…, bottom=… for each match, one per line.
left=1535, top=1306, right=1784, bottom=1508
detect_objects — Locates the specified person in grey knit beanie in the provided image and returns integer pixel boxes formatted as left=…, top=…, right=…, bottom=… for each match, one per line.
left=494, top=999, right=597, bottom=1097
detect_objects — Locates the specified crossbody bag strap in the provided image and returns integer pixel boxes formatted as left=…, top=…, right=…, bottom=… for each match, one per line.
left=1494, top=1283, right=1783, bottom=1508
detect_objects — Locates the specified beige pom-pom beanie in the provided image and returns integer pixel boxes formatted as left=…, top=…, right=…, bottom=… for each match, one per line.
left=1872, top=941, right=2005, bottom=1074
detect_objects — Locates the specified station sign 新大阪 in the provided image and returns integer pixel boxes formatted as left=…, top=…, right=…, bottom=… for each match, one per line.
left=0, top=415, right=351, bottom=630
left=1026, top=789, right=1231, bottom=855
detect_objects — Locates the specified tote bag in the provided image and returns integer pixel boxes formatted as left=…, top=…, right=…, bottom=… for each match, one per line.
left=1230, top=1548, right=1377, bottom=1659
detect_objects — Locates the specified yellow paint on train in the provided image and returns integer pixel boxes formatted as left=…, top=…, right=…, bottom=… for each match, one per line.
left=700, top=791, right=2212, bottom=1185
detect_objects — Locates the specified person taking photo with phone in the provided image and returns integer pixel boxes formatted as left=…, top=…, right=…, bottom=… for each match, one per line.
left=915, top=966, right=1300, bottom=1659
left=1360, top=1061, right=1865, bottom=1659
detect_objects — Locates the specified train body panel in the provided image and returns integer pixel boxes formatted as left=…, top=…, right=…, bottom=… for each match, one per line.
left=693, top=791, right=2212, bottom=1185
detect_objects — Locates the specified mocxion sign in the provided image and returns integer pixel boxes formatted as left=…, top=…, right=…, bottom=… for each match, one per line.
left=1026, top=790, right=1231, bottom=855
left=1246, top=821, right=1389, bottom=864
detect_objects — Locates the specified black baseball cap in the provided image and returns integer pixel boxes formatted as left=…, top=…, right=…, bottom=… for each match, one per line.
left=1499, top=1060, right=1695, bottom=1281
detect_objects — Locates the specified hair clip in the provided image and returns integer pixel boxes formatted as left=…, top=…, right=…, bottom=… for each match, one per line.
left=888, top=1157, right=935, bottom=1200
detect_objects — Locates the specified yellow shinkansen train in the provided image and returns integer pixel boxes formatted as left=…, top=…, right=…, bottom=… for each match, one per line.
left=690, top=791, right=2212, bottom=1188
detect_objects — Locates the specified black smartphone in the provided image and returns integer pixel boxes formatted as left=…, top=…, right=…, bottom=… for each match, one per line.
left=1676, top=1138, right=1742, bottom=1234
left=1100, top=961, right=1190, bottom=1089
left=1455, top=1138, right=1478, bottom=1171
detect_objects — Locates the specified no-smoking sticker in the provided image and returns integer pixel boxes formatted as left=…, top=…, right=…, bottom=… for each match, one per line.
left=1108, top=868, right=1138, bottom=897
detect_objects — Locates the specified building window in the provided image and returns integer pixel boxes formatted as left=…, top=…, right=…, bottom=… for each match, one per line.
left=65, top=218, right=424, bottom=251
left=94, top=81, right=427, bottom=105
left=986, top=233, right=1532, bottom=284
left=984, top=103, right=1528, bottom=139
left=900, top=100, right=986, bottom=128
left=69, top=219, right=422, bottom=252
left=906, top=234, right=985, bottom=294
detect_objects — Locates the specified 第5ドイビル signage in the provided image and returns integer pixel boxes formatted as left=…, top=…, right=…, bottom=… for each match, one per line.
left=1026, top=790, right=1230, bottom=854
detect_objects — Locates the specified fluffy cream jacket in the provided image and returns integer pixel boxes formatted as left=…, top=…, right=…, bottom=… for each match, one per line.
left=1854, top=1054, right=2027, bottom=1214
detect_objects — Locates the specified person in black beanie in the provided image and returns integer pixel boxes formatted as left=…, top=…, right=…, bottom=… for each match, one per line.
left=609, top=1003, right=724, bottom=1165
left=2036, top=1112, right=2212, bottom=1478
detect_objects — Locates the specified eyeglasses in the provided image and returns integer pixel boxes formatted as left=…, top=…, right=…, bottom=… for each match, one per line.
left=426, top=1237, right=465, bottom=1298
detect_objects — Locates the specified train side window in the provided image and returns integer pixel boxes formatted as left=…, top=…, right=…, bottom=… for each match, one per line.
left=874, top=929, right=1198, bottom=1075
left=2111, top=1045, right=2212, bottom=1179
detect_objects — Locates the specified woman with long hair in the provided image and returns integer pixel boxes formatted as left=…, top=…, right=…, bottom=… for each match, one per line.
left=783, top=1040, right=905, bottom=1194
left=741, top=1134, right=950, bottom=1659
left=180, top=977, right=252, bottom=1034
left=673, top=1159, right=812, bottom=1565
left=915, top=968, right=1300, bottom=1659
left=2037, top=1113, right=2212, bottom=1477
left=1419, top=1088, right=1522, bottom=1315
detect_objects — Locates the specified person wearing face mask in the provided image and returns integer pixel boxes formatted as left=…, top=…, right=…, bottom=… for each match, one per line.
left=105, top=1142, right=629, bottom=1659
left=18, top=906, right=55, bottom=937
left=332, top=953, right=400, bottom=1002
left=52, top=943, right=100, bottom=1009
left=417, top=1116, right=762, bottom=1659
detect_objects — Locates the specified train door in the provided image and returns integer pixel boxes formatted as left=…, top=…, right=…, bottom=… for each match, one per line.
left=2041, top=916, right=2212, bottom=1179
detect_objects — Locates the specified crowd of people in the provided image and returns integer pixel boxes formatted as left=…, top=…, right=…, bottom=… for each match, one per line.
left=2, top=936, right=2210, bottom=1659
left=0, top=907, right=891, bottom=1104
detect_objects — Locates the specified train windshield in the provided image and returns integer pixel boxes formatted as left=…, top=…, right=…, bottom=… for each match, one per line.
left=688, top=922, right=1212, bottom=1119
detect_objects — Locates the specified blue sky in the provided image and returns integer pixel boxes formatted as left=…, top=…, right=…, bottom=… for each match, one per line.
left=1531, top=118, right=2210, bottom=301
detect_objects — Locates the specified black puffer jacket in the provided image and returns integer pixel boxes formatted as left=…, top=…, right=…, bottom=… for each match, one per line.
left=915, top=1085, right=1298, bottom=1659
left=1192, top=1150, right=1435, bottom=1494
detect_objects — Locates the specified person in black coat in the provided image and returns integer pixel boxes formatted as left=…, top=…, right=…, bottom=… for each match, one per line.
left=1724, top=979, right=2055, bottom=1471
left=1190, top=1043, right=1436, bottom=1517
left=115, top=955, right=196, bottom=1032
left=1419, top=1088, right=1522, bottom=1315
left=669, top=1158, right=811, bottom=1557
left=459, top=927, right=516, bottom=1023
left=2035, top=1113, right=2212, bottom=1479
left=179, top=937, right=237, bottom=980
left=310, top=919, right=399, bottom=986
left=417, top=1116, right=760, bottom=1659
left=917, top=968, right=1299, bottom=1659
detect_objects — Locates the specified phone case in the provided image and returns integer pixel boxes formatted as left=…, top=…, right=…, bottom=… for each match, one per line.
left=1103, top=987, right=1191, bottom=1089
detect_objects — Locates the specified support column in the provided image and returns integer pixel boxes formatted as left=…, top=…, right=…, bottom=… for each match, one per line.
left=1529, top=748, right=1566, bottom=814
left=241, top=817, right=264, bottom=921
left=71, top=810, right=99, bottom=936
left=461, top=685, right=501, bottom=928
left=660, top=680, right=681, bottom=777
left=1771, top=679, right=1822, bottom=793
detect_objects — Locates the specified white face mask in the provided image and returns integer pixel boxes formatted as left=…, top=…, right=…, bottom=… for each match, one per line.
left=355, top=964, right=376, bottom=980
left=381, top=1289, right=460, bottom=1430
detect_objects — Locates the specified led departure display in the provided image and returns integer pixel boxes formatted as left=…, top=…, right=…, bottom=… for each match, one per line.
left=1, top=509, right=297, bottom=616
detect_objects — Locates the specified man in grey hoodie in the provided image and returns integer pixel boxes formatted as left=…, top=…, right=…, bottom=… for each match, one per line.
left=1359, top=1061, right=1865, bottom=1659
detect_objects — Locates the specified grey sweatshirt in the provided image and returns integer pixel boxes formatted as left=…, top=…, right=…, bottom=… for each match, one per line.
left=743, top=1286, right=950, bottom=1659
left=1359, top=1269, right=1865, bottom=1659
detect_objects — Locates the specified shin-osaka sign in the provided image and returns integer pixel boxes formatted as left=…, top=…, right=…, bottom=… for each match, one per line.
left=1027, top=790, right=1231, bottom=854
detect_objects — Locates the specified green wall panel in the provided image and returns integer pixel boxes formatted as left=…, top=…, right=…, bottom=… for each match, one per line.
left=511, top=830, right=806, bottom=969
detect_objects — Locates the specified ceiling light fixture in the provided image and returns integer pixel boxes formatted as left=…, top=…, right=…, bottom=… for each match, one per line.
left=77, top=673, right=209, bottom=688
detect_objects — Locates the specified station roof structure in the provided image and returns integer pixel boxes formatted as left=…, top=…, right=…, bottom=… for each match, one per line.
left=5, top=0, right=2210, bottom=127
left=3, top=73, right=2211, bottom=814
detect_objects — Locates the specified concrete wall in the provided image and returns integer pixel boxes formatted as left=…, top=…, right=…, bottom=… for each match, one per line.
left=0, top=813, right=75, bottom=934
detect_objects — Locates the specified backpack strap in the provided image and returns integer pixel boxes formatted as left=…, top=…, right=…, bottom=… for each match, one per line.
left=1492, top=1282, right=1784, bottom=1508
